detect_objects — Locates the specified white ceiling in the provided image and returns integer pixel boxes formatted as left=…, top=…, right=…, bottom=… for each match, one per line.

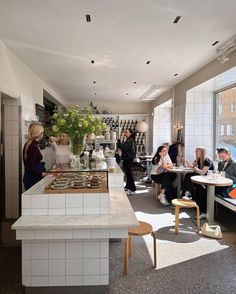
left=0, top=0, right=236, bottom=103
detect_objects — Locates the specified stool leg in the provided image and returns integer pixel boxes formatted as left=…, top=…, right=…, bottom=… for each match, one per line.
left=124, top=237, right=129, bottom=274
left=175, top=206, right=179, bottom=234
left=128, top=235, right=132, bottom=257
left=151, top=231, right=157, bottom=269
left=196, top=206, right=200, bottom=233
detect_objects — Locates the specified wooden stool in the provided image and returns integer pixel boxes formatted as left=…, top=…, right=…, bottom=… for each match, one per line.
left=124, top=221, right=157, bottom=274
left=155, top=183, right=161, bottom=200
left=171, top=199, right=200, bottom=234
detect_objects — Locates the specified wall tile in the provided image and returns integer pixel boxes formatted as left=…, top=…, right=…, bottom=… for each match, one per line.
left=66, top=259, right=83, bottom=275
left=66, top=241, right=83, bottom=258
left=22, top=260, right=31, bottom=276
left=31, top=276, right=48, bottom=287
left=83, top=241, right=100, bottom=258
left=49, top=276, right=66, bottom=286
left=83, top=259, right=100, bottom=275
left=100, top=259, right=109, bottom=275
left=32, top=260, right=48, bottom=276
left=83, top=275, right=100, bottom=285
left=30, top=195, right=48, bottom=209
left=54, top=230, right=72, bottom=239
left=83, top=194, right=100, bottom=208
left=49, top=259, right=65, bottom=276
left=32, top=242, right=48, bottom=259
left=48, top=195, right=65, bottom=209
left=66, top=276, right=83, bottom=286
left=35, top=230, right=54, bottom=240
left=66, top=195, right=83, bottom=208
left=49, top=242, right=65, bottom=259
left=72, top=229, right=92, bottom=239
left=100, top=241, right=109, bottom=258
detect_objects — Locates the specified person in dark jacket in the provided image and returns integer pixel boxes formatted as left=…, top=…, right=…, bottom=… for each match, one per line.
left=23, top=123, right=47, bottom=190
left=117, top=129, right=136, bottom=194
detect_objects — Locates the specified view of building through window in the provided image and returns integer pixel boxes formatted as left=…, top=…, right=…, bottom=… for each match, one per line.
left=216, top=86, right=236, bottom=158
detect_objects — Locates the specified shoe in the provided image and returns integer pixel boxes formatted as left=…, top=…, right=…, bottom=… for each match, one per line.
left=196, top=213, right=207, bottom=220
left=182, top=195, right=192, bottom=200
left=158, top=193, right=169, bottom=205
left=126, top=190, right=136, bottom=195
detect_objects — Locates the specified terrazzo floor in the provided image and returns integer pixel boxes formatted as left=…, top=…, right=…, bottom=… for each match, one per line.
left=0, top=183, right=235, bottom=294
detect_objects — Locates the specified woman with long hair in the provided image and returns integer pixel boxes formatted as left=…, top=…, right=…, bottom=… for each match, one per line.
left=49, top=133, right=71, bottom=167
left=151, top=145, right=176, bottom=205
left=23, top=123, right=47, bottom=190
left=117, top=128, right=136, bottom=195
left=182, top=146, right=214, bottom=218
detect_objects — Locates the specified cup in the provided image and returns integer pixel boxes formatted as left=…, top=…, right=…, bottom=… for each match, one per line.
left=207, top=170, right=213, bottom=180
left=220, top=171, right=226, bottom=178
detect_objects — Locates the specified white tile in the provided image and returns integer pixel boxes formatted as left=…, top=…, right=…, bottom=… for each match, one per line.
left=22, top=209, right=31, bottom=215
left=72, top=229, right=92, bottom=239
left=100, top=194, right=109, bottom=208
left=83, top=259, right=100, bottom=275
left=12, top=121, right=19, bottom=135
left=32, top=242, right=48, bottom=259
left=83, top=241, right=100, bottom=258
left=203, top=125, right=212, bottom=136
left=66, top=194, right=83, bottom=208
left=30, top=195, right=48, bottom=209
left=54, top=229, right=72, bottom=239
left=66, top=241, right=83, bottom=258
left=66, top=259, right=83, bottom=275
left=66, top=208, right=83, bottom=215
left=49, top=276, right=66, bottom=286
left=66, top=276, right=83, bottom=286
left=83, top=275, right=100, bottom=285
left=5, top=121, right=12, bottom=135
left=30, top=208, right=48, bottom=215
left=48, top=208, right=65, bottom=215
left=22, top=276, right=31, bottom=287
left=4, top=106, right=12, bottom=118
left=194, top=125, right=203, bottom=136
left=83, top=208, right=100, bottom=214
left=12, top=106, right=19, bottom=119
left=5, top=136, right=12, bottom=150
left=22, top=242, right=32, bottom=260
left=83, top=194, right=100, bottom=208
left=49, top=259, right=65, bottom=276
left=16, top=230, right=35, bottom=240
left=100, top=208, right=109, bottom=214
left=31, top=276, right=48, bottom=287
left=49, top=242, right=65, bottom=259
left=100, top=241, right=109, bottom=258
left=109, top=228, right=128, bottom=238
left=22, top=195, right=31, bottom=209
left=32, top=260, right=48, bottom=276
left=22, top=260, right=31, bottom=276
left=91, top=229, right=109, bottom=238
left=12, top=136, right=19, bottom=150
left=100, top=259, right=109, bottom=275
left=100, top=275, right=109, bottom=285
left=35, top=230, right=53, bottom=240
left=48, top=195, right=65, bottom=209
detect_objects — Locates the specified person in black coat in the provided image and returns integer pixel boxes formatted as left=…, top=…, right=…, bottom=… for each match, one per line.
left=117, top=129, right=136, bottom=194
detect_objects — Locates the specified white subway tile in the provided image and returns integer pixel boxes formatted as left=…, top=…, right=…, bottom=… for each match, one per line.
left=22, top=276, right=31, bottom=287
left=22, top=209, right=31, bottom=215
left=100, top=259, right=109, bottom=275
left=100, top=241, right=109, bottom=258
left=30, top=195, right=48, bottom=209
left=22, top=195, right=31, bottom=209
left=16, top=230, right=35, bottom=240
left=48, top=208, right=65, bottom=215
left=22, top=260, right=31, bottom=276
left=109, top=228, right=128, bottom=238
left=100, top=275, right=109, bottom=285
left=83, top=275, right=100, bottom=285
left=66, top=276, right=83, bottom=286
left=91, top=229, right=109, bottom=239
left=49, top=242, right=65, bottom=259
left=35, top=230, right=53, bottom=240
left=66, top=241, right=83, bottom=258
left=49, top=276, right=66, bottom=286
left=54, top=229, right=72, bottom=239
left=83, top=259, right=100, bottom=275
left=32, top=260, right=48, bottom=276
left=84, top=194, right=100, bottom=208
left=22, top=242, right=32, bottom=260
left=30, top=208, right=48, bottom=215
left=32, top=242, right=48, bottom=259
left=49, top=259, right=65, bottom=276
left=83, top=208, right=100, bottom=214
left=31, top=276, right=48, bottom=287
left=49, top=195, right=65, bottom=209
left=100, top=208, right=109, bottom=214
left=72, top=229, right=92, bottom=239
left=83, top=241, right=100, bottom=258
left=66, top=259, right=83, bottom=275
left=66, top=208, right=83, bottom=215
left=100, top=194, right=109, bottom=208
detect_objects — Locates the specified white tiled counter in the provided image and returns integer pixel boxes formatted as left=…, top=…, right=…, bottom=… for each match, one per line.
left=12, top=166, right=138, bottom=292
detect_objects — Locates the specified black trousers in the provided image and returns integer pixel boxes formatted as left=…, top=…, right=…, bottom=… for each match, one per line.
left=151, top=172, right=177, bottom=200
left=123, top=159, right=136, bottom=192
left=192, top=184, right=207, bottom=213
left=181, top=172, right=197, bottom=196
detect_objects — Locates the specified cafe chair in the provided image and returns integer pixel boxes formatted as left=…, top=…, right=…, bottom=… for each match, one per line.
left=124, top=221, right=157, bottom=274
left=171, top=199, right=200, bottom=234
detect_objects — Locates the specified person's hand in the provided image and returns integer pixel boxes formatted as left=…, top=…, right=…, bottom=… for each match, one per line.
left=42, top=172, right=48, bottom=177
left=185, top=159, right=192, bottom=168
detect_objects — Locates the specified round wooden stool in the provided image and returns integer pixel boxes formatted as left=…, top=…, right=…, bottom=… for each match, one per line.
left=124, top=221, right=157, bottom=274
left=171, top=199, right=200, bottom=234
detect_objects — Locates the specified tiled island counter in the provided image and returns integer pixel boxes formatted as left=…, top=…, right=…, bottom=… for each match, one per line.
left=12, top=166, right=138, bottom=293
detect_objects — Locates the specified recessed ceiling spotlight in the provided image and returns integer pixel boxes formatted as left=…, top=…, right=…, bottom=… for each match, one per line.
left=91, top=60, right=94, bottom=64
left=94, top=93, right=97, bottom=95
left=212, top=41, right=219, bottom=46
left=174, top=73, right=178, bottom=76
left=93, top=81, right=96, bottom=84
left=134, top=81, right=137, bottom=84
left=126, top=93, right=129, bottom=95
left=173, top=16, right=181, bottom=24
left=146, top=61, right=151, bottom=65
left=86, top=14, right=91, bottom=22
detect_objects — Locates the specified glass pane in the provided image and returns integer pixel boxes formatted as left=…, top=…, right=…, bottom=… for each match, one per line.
left=216, top=86, right=236, bottom=158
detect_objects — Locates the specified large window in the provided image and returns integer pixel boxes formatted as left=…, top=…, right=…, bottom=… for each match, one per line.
left=216, top=86, right=236, bottom=158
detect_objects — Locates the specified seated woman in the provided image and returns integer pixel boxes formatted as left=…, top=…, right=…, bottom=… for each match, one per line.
left=49, top=133, right=71, bottom=167
left=151, top=145, right=176, bottom=205
left=182, top=146, right=214, bottom=218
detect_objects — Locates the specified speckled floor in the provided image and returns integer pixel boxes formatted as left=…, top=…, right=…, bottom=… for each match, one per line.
left=0, top=184, right=235, bottom=294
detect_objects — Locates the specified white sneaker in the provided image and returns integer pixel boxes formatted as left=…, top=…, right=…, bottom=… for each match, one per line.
left=126, top=190, right=136, bottom=196
left=182, top=195, right=192, bottom=200
left=199, top=213, right=207, bottom=220
left=158, top=194, right=169, bottom=205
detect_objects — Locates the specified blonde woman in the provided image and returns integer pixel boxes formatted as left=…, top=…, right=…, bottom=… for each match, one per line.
left=23, top=123, right=47, bottom=190
left=49, top=134, right=70, bottom=166
left=182, top=147, right=214, bottom=217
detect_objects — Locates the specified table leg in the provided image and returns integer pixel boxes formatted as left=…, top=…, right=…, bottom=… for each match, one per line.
left=177, top=174, right=181, bottom=198
left=207, top=185, right=215, bottom=223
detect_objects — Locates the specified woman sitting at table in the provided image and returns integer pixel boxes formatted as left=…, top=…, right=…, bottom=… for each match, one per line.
left=151, top=145, right=176, bottom=205
left=182, top=146, right=214, bottom=218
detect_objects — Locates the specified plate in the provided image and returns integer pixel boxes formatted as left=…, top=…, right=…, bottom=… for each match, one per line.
left=87, top=184, right=101, bottom=189
left=62, top=173, right=76, bottom=178
left=51, top=184, right=69, bottom=190
left=70, top=183, right=86, bottom=189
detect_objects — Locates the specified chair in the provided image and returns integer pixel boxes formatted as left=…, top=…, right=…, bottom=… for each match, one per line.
left=124, top=221, right=157, bottom=274
left=171, top=199, right=200, bottom=234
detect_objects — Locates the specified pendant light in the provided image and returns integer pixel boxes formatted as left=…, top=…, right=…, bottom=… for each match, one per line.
left=136, top=101, right=148, bottom=132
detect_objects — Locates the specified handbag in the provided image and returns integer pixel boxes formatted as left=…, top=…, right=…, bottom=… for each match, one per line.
left=201, top=223, right=223, bottom=239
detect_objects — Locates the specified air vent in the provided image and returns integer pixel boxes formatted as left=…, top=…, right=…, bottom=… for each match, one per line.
left=173, top=16, right=181, bottom=24
left=86, top=14, right=91, bottom=22
left=94, top=93, right=97, bottom=95
left=139, top=85, right=169, bottom=101
left=126, top=93, right=129, bottom=95
left=212, top=41, right=219, bottom=46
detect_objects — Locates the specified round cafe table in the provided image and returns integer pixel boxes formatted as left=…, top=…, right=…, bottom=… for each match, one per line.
left=167, top=167, right=193, bottom=198
left=191, top=175, right=233, bottom=223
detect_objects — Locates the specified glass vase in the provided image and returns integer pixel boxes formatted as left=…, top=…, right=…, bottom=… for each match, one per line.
left=70, top=136, right=84, bottom=156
